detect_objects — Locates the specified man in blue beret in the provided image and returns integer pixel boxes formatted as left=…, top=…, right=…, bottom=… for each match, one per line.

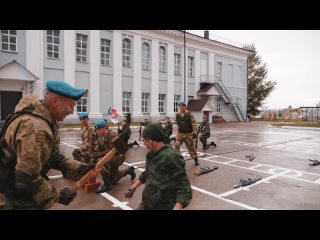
left=72, top=112, right=96, bottom=163
left=0, top=81, right=96, bottom=209
left=91, top=119, right=136, bottom=194
left=46, top=81, right=87, bottom=101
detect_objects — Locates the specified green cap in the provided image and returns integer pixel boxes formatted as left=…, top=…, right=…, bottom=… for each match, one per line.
left=142, top=123, right=167, bottom=142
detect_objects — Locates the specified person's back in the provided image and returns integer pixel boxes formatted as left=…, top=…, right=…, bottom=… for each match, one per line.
left=0, top=82, right=94, bottom=210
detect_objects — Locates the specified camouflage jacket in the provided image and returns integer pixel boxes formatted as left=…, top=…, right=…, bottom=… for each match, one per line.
left=164, top=122, right=173, bottom=136
left=176, top=110, right=198, bottom=134
left=78, top=124, right=96, bottom=154
left=91, top=129, right=117, bottom=158
left=1, top=95, right=84, bottom=209
left=199, top=122, right=211, bottom=138
left=139, top=146, right=192, bottom=210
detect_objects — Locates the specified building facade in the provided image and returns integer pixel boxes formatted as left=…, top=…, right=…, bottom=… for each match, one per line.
left=0, top=30, right=251, bottom=124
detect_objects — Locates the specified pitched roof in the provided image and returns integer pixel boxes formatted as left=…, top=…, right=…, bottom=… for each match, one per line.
left=196, top=83, right=221, bottom=96
left=0, top=60, right=39, bottom=81
left=187, top=99, right=208, bottom=111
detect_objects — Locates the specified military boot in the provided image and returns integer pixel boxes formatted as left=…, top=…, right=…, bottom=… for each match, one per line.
left=210, top=141, right=217, bottom=147
left=124, top=166, right=136, bottom=181
left=96, top=175, right=112, bottom=194
left=194, top=158, right=200, bottom=166
left=133, top=140, right=140, bottom=148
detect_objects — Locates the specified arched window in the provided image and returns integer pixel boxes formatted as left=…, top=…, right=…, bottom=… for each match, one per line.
left=159, top=46, right=166, bottom=72
left=122, top=38, right=131, bottom=67
left=142, top=42, right=150, bottom=70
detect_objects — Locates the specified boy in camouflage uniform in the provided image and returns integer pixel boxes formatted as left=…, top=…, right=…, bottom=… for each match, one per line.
left=124, top=123, right=192, bottom=210
left=0, top=81, right=95, bottom=210
left=175, top=102, right=199, bottom=166
left=199, top=115, right=216, bottom=149
left=72, top=112, right=96, bottom=163
left=93, top=120, right=136, bottom=194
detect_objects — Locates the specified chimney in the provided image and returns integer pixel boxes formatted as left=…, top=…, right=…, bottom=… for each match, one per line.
left=204, top=30, right=209, bottom=39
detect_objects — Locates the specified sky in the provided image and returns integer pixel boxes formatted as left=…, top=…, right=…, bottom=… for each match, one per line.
left=189, top=30, right=320, bottom=109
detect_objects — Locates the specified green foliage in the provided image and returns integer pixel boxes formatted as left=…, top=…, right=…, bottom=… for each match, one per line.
left=243, top=43, right=277, bottom=116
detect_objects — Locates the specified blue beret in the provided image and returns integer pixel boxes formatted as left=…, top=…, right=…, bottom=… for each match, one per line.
left=95, top=120, right=107, bottom=129
left=46, top=81, right=87, bottom=100
left=79, top=112, right=89, bottom=119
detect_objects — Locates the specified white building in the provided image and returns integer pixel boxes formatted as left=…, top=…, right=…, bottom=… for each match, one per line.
left=0, top=30, right=251, bottom=124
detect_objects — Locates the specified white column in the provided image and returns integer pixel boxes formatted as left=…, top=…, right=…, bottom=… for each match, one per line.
left=194, top=50, right=201, bottom=97
left=166, top=43, right=174, bottom=118
left=209, top=52, right=215, bottom=82
left=113, top=31, right=122, bottom=113
left=89, top=30, right=102, bottom=119
left=150, top=40, right=160, bottom=120
left=26, top=30, right=44, bottom=97
left=183, top=45, right=188, bottom=102
left=132, top=35, right=143, bottom=119
left=64, top=30, right=75, bottom=87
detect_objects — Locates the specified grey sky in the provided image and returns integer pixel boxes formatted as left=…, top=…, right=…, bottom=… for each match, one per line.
left=189, top=30, right=320, bottom=109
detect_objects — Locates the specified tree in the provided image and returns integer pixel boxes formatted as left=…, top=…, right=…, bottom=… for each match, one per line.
left=243, top=43, right=276, bottom=116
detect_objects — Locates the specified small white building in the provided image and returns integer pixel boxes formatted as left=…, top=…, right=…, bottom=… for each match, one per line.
left=0, top=30, right=251, bottom=124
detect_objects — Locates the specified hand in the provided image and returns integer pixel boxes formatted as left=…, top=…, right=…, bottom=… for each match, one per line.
left=58, top=188, right=77, bottom=205
left=75, top=163, right=96, bottom=181
left=124, top=187, right=136, bottom=199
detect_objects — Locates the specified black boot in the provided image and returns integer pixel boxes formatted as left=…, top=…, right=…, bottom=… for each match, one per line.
left=133, top=140, right=140, bottom=148
left=194, top=158, right=200, bottom=166
left=96, top=175, right=112, bottom=194
left=124, top=166, right=136, bottom=181
left=210, top=141, right=217, bottom=147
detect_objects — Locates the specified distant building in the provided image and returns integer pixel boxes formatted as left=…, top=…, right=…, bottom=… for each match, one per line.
left=0, top=30, right=251, bottom=123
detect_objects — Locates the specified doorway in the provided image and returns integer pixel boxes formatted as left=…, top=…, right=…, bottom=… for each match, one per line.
left=0, top=91, right=22, bottom=120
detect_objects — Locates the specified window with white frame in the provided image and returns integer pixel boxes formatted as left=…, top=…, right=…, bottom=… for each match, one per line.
left=174, top=54, right=181, bottom=75
left=122, top=38, right=131, bottom=68
left=159, top=46, right=166, bottom=72
left=217, top=62, right=222, bottom=81
left=188, top=56, right=194, bottom=77
left=142, top=42, right=150, bottom=70
left=1, top=30, right=17, bottom=52
left=159, top=94, right=166, bottom=113
left=101, top=38, right=111, bottom=66
left=47, top=30, right=60, bottom=59
left=76, top=91, right=88, bottom=113
left=76, top=34, right=88, bottom=63
left=214, top=96, right=221, bottom=113
left=142, top=93, right=149, bottom=113
left=174, top=95, right=180, bottom=112
left=122, top=92, right=131, bottom=113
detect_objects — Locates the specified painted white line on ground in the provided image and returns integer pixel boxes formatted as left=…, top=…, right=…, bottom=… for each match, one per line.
left=248, top=164, right=263, bottom=169
left=131, top=161, right=146, bottom=165
left=99, top=192, right=133, bottom=210
left=61, top=142, right=78, bottom=148
left=219, top=170, right=289, bottom=197
left=191, top=186, right=260, bottom=210
left=48, top=175, right=64, bottom=180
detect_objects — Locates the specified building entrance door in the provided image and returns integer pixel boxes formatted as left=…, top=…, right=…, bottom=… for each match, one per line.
left=0, top=91, right=22, bottom=120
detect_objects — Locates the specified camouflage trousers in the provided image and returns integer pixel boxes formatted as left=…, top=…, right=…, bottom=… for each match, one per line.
left=100, top=154, right=126, bottom=185
left=199, top=135, right=209, bottom=146
left=175, top=132, right=198, bottom=159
